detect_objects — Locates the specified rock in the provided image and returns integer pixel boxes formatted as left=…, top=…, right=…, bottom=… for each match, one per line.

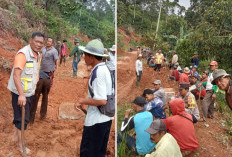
left=0, top=56, right=11, bottom=73
left=59, top=102, right=85, bottom=120
left=8, top=152, right=13, bottom=157
left=204, top=124, right=209, bottom=128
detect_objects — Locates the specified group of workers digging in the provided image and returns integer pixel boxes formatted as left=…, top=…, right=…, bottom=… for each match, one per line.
left=7, top=32, right=116, bottom=156
left=126, top=48, right=232, bottom=156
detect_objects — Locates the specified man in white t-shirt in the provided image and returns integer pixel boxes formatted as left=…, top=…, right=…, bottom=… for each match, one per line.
left=75, top=39, right=114, bottom=157
left=136, top=54, right=143, bottom=87
left=170, top=51, right=178, bottom=69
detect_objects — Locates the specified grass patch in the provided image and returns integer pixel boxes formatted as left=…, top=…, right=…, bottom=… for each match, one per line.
left=117, top=103, right=137, bottom=157
left=117, top=54, right=123, bottom=58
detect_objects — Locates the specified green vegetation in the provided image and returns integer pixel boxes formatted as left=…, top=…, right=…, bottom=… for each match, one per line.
left=217, top=91, right=232, bottom=136
left=118, top=0, right=232, bottom=75
left=117, top=103, right=137, bottom=157
left=0, top=0, right=114, bottom=47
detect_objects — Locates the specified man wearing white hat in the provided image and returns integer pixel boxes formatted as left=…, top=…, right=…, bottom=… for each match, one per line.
left=136, top=54, right=143, bottom=87
left=75, top=39, right=114, bottom=157
left=179, top=67, right=190, bottom=84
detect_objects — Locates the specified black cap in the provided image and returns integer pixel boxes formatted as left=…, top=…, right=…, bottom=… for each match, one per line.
left=179, top=83, right=189, bottom=90
left=142, top=89, right=154, bottom=97
left=132, top=97, right=147, bottom=107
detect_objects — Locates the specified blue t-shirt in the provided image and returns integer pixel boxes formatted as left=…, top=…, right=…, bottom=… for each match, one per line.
left=191, top=58, right=199, bottom=66
left=134, top=111, right=156, bottom=155
left=189, top=71, right=200, bottom=80
left=144, top=97, right=166, bottom=119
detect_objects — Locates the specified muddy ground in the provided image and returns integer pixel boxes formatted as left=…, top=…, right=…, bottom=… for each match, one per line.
left=117, top=49, right=232, bottom=157
left=0, top=33, right=115, bottom=157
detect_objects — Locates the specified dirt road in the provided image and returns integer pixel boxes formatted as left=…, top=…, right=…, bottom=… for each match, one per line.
left=0, top=33, right=115, bottom=156
left=117, top=50, right=232, bottom=157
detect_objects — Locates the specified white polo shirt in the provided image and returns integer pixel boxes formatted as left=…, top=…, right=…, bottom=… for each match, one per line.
left=84, top=62, right=114, bottom=126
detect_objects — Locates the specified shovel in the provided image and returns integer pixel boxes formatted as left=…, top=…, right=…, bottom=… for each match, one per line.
left=21, top=106, right=27, bottom=157
left=76, top=105, right=87, bottom=115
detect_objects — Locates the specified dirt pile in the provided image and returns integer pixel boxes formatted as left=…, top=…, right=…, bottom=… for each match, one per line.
left=117, top=27, right=141, bottom=49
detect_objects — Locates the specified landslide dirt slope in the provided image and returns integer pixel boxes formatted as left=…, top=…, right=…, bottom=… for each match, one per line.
left=117, top=49, right=232, bottom=157
left=0, top=33, right=115, bottom=156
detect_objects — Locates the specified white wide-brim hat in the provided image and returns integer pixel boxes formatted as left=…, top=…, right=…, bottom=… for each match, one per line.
left=79, top=39, right=109, bottom=57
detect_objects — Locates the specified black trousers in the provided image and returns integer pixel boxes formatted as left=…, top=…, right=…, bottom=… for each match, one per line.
left=80, top=120, right=112, bottom=157
left=154, top=64, right=161, bottom=71
left=12, top=92, right=33, bottom=130
left=30, top=78, right=51, bottom=123
left=136, top=71, right=142, bottom=82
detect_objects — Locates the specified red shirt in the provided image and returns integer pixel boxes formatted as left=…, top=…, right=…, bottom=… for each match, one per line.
left=179, top=73, right=189, bottom=83
left=171, top=70, right=179, bottom=81
left=162, top=98, right=199, bottom=151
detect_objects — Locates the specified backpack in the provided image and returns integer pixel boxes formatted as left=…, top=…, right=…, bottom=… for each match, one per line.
left=88, top=64, right=115, bottom=117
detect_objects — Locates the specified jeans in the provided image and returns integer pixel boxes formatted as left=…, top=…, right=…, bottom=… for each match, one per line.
left=72, top=57, right=80, bottom=72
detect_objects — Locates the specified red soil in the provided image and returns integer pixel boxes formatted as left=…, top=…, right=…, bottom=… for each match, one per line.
left=117, top=50, right=232, bottom=157
left=0, top=33, right=115, bottom=156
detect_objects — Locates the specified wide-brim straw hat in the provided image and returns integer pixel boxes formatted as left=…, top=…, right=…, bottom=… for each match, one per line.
left=79, top=39, right=109, bottom=57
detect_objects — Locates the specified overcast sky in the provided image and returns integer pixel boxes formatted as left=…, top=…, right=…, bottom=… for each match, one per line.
left=178, top=0, right=190, bottom=9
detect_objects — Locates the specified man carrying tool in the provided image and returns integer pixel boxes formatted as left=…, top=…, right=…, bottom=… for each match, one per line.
left=75, top=39, right=114, bottom=157
left=7, top=32, right=44, bottom=154
left=69, top=38, right=83, bottom=78
left=30, top=37, right=59, bottom=123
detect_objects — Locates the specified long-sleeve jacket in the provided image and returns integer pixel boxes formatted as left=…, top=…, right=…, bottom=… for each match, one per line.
left=69, top=45, right=83, bottom=58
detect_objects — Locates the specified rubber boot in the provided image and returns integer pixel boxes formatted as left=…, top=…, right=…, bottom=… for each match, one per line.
left=136, top=81, right=140, bottom=87
left=72, top=72, right=77, bottom=78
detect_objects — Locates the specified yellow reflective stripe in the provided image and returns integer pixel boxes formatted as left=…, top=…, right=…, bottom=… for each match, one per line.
left=21, top=78, right=32, bottom=93
left=188, top=106, right=195, bottom=109
left=156, top=55, right=163, bottom=64
left=26, top=63, right=33, bottom=68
